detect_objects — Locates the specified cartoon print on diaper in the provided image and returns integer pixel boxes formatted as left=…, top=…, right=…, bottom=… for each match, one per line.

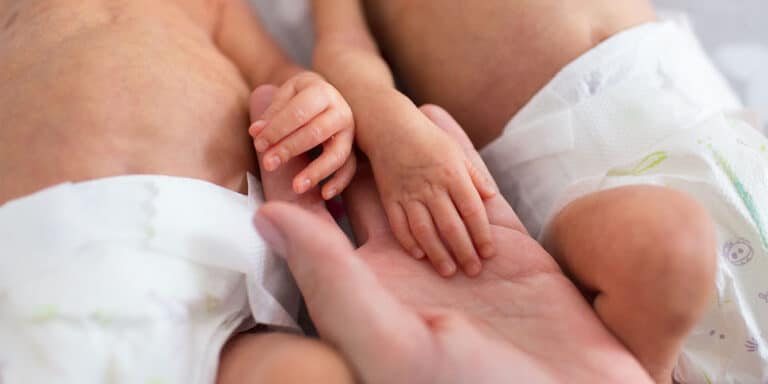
left=707, top=144, right=768, bottom=250
left=709, top=329, right=727, bottom=341
left=746, top=337, right=759, bottom=353
left=723, top=239, right=755, bottom=266
left=759, top=291, right=768, bottom=304
left=607, top=151, right=669, bottom=177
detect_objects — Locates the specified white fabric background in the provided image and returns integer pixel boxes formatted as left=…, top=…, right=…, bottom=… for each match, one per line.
left=249, top=0, right=768, bottom=133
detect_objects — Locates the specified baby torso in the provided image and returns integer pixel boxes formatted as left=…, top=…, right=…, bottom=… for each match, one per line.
left=0, top=0, right=256, bottom=204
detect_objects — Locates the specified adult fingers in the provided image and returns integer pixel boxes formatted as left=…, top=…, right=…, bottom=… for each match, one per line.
left=250, top=86, right=328, bottom=217
left=254, top=202, right=428, bottom=379
left=342, top=163, right=393, bottom=245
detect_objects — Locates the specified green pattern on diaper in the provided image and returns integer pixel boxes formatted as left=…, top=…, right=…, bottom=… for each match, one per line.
left=147, top=378, right=166, bottom=384
left=91, top=310, right=112, bottom=326
left=709, top=145, right=768, bottom=250
left=607, top=151, right=669, bottom=176
left=30, top=305, right=59, bottom=323
left=205, top=294, right=221, bottom=312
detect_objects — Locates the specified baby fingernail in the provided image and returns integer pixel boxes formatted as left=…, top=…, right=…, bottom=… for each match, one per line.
left=250, top=120, right=266, bottom=134
left=465, top=261, right=482, bottom=277
left=264, top=155, right=281, bottom=171
left=439, top=261, right=457, bottom=277
left=480, top=244, right=495, bottom=259
left=323, top=187, right=337, bottom=200
left=295, top=178, right=311, bottom=193
left=253, top=212, right=287, bottom=256
left=486, top=180, right=498, bottom=195
left=410, top=248, right=425, bottom=259
left=254, top=139, right=269, bottom=152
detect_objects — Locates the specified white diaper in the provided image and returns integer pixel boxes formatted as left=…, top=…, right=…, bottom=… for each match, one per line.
left=482, top=17, right=768, bottom=383
left=0, top=175, right=300, bottom=384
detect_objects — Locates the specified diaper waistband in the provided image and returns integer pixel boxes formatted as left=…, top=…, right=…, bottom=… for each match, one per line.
left=0, top=174, right=300, bottom=329
left=481, top=15, right=742, bottom=170
left=0, top=175, right=262, bottom=285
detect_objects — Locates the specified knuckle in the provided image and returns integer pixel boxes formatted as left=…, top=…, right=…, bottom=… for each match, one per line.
left=328, top=150, right=345, bottom=167
left=277, top=146, right=292, bottom=161
left=443, top=222, right=463, bottom=237
left=440, top=167, right=460, bottom=181
left=292, top=107, right=308, bottom=124
left=457, top=201, right=483, bottom=219
left=310, top=123, right=326, bottom=142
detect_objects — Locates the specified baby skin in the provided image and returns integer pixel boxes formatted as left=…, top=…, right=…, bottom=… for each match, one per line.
left=252, top=63, right=497, bottom=280
left=0, top=0, right=353, bottom=382
left=310, top=0, right=718, bottom=382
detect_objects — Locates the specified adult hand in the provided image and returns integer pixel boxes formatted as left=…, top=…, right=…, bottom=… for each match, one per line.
left=253, top=92, right=652, bottom=383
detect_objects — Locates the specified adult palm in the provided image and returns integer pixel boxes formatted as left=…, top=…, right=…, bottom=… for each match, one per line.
left=253, top=86, right=650, bottom=384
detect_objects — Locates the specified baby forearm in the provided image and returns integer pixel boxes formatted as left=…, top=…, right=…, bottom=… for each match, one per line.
left=311, top=0, right=408, bottom=158
left=215, top=0, right=304, bottom=87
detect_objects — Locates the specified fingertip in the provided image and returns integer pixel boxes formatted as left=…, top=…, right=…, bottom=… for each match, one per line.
left=322, top=185, right=338, bottom=200
left=249, top=120, right=267, bottom=136
left=463, top=260, right=482, bottom=277
left=479, top=243, right=496, bottom=259
left=438, top=260, right=458, bottom=277
left=254, top=138, right=270, bottom=153
left=263, top=153, right=282, bottom=172
left=410, top=248, right=425, bottom=260
left=293, top=176, right=312, bottom=194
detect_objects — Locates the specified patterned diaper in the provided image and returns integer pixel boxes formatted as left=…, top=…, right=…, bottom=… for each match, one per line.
left=482, top=16, right=768, bottom=383
left=0, top=175, right=300, bottom=384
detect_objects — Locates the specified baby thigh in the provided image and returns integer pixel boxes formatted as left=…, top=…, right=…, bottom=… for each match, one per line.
left=216, top=332, right=355, bottom=384
left=543, top=185, right=717, bottom=384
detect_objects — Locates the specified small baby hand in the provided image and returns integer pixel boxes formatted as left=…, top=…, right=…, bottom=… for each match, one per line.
left=249, top=71, right=356, bottom=199
left=373, top=119, right=497, bottom=277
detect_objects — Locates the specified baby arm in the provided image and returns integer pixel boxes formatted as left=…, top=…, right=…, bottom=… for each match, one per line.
left=311, top=0, right=496, bottom=277
left=212, top=0, right=356, bottom=199
left=213, top=0, right=302, bottom=86
left=249, top=72, right=357, bottom=200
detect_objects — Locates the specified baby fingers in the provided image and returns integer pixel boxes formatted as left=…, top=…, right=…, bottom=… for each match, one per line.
left=321, top=152, right=357, bottom=200
left=262, top=108, right=352, bottom=172
left=250, top=84, right=333, bottom=153
left=426, top=192, right=482, bottom=277
left=449, top=174, right=495, bottom=260
left=385, top=202, right=424, bottom=260
left=405, top=201, right=457, bottom=277
left=292, top=129, right=354, bottom=194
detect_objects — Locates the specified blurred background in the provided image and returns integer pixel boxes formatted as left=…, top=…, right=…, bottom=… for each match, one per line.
left=250, top=0, right=768, bottom=134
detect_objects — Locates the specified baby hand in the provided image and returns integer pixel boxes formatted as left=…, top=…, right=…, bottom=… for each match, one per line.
left=372, top=115, right=497, bottom=277
left=249, top=72, right=356, bottom=200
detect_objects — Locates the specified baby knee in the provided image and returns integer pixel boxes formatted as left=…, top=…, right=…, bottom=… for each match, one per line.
left=218, top=333, right=355, bottom=384
left=613, top=186, right=717, bottom=318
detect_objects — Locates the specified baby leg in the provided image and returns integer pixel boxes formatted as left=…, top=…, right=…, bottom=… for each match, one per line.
left=543, top=186, right=717, bottom=384
left=217, top=332, right=355, bottom=384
